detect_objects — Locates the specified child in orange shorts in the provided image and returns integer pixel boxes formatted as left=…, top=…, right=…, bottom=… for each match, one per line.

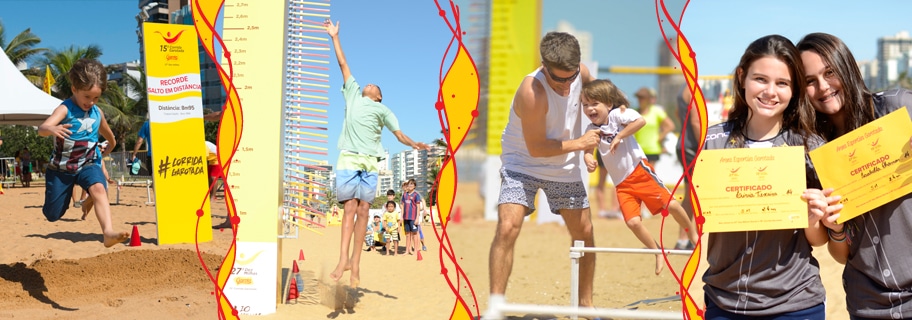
left=580, top=79, right=698, bottom=275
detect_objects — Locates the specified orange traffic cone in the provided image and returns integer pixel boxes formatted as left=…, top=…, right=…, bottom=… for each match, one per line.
left=299, top=249, right=305, bottom=261
left=130, top=225, right=141, bottom=247
left=292, top=260, right=300, bottom=273
left=453, top=206, right=461, bottom=223
left=416, top=250, right=423, bottom=261
left=287, top=277, right=298, bottom=302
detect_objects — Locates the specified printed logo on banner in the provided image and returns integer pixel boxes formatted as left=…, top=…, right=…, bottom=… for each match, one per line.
left=157, top=155, right=205, bottom=179
left=236, top=250, right=265, bottom=265
left=154, top=30, right=185, bottom=43
left=233, top=276, right=254, bottom=286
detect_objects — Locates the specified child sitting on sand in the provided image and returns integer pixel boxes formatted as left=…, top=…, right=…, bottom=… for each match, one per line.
left=364, top=214, right=385, bottom=252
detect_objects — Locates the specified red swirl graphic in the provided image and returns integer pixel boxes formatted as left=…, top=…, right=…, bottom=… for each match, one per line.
left=433, top=1, right=481, bottom=319
left=656, top=0, right=708, bottom=318
left=191, top=1, right=243, bottom=319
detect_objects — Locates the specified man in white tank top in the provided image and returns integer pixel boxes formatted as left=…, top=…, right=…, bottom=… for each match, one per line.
left=485, top=32, right=600, bottom=320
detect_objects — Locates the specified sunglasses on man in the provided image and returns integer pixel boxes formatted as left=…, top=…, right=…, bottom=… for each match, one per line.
left=545, top=67, right=580, bottom=83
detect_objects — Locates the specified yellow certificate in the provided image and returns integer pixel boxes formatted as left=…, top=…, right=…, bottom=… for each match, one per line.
left=693, top=146, right=808, bottom=233
left=809, top=107, right=912, bottom=223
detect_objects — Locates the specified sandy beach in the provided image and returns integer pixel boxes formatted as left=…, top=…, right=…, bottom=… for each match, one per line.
left=0, top=179, right=850, bottom=320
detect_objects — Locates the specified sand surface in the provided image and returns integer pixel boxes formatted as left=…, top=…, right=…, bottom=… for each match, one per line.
left=0, top=180, right=850, bottom=320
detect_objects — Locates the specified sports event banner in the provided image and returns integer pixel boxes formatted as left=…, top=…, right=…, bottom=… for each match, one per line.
left=142, top=22, right=213, bottom=244
left=218, top=0, right=285, bottom=315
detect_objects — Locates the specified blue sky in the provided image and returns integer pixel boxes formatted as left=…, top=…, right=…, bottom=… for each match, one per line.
left=1, top=0, right=909, bottom=166
left=681, top=1, right=911, bottom=76
left=0, top=1, right=452, bottom=166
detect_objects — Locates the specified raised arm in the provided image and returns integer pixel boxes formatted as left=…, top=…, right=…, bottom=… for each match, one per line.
left=392, top=130, right=430, bottom=150
left=516, top=77, right=599, bottom=157
left=325, top=20, right=352, bottom=83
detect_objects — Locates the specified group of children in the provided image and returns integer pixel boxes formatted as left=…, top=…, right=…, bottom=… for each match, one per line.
left=364, top=179, right=429, bottom=256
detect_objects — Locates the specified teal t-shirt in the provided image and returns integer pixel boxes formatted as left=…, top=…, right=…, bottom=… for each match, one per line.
left=337, top=76, right=400, bottom=156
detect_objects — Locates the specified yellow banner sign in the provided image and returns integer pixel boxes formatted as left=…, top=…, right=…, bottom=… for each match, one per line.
left=693, top=146, right=808, bottom=233
left=809, top=107, right=912, bottom=223
left=142, top=22, right=212, bottom=244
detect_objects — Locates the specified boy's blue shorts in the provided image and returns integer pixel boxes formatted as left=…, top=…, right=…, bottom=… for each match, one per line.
left=335, top=151, right=379, bottom=203
left=43, top=164, right=107, bottom=222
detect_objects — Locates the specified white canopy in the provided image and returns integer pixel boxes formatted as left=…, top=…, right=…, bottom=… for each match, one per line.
left=0, top=46, right=59, bottom=126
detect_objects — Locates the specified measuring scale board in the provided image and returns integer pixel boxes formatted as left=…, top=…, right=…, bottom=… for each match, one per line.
left=280, top=0, right=332, bottom=238
left=219, top=0, right=287, bottom=315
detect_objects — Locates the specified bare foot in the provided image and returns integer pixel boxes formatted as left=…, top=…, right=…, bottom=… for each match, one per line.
left=349, top=275, right=360, bottom=288
left=80, top=206, right=91, bottom=221
left=654, top=254, right=664, bottom=275
left=104, top=232, right=130, bottom=248
left=212, top=221, right=232, bottom=229
left=329, top=262, right=351, bottom=282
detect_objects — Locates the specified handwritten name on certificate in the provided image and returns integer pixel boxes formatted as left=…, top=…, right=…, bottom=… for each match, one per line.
left=693, top=146, right=808, bottom=233
left=809, top=107, right=912, bottom=223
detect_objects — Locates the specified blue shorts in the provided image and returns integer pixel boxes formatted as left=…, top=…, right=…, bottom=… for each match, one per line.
left=43, top=164, right=107, bottom=222
left=335, top=151, right=379, bottom=203
left=497, top=168, right=589, bottom=215
left=403, top=219, right=418, bottom=233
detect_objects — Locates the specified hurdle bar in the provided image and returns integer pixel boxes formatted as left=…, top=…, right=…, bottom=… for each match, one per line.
left=490, top=303, right=682, bottom=320
left=568, top=240, right=692, bottom=320
left=114, top=179, right=154, bottom=205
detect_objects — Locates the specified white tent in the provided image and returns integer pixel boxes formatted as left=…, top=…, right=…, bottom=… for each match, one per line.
left=0, top=46, right=59, bottom=126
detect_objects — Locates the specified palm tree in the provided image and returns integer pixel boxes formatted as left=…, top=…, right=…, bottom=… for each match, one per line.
left=425, top=130, right=449, bottom=206
left=38, top=45, right=103, bottom=99
left=97, top=82, right=143, bottom=152
left=0, top=21, right=47, bottom=67
left=121, top=66, right=148, bottom=118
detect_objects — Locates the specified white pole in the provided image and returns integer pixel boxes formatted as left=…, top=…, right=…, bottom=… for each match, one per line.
left=498, top=303, right=683, bottom=319
left=571, top=247, right=693, bottom=255
left=570, top=240, right=584, bottom=320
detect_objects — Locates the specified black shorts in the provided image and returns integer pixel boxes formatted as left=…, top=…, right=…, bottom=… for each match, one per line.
left=403, top=219, right=418, bottom=232
left=644, top=154, right=660, bottom=163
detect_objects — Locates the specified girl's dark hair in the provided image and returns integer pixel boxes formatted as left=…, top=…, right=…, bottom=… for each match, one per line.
left=386, top=201, right=396, bottom=208
left=728, top=35, right=816, bottom=149
left=796, top=32, right=875, bottom=140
